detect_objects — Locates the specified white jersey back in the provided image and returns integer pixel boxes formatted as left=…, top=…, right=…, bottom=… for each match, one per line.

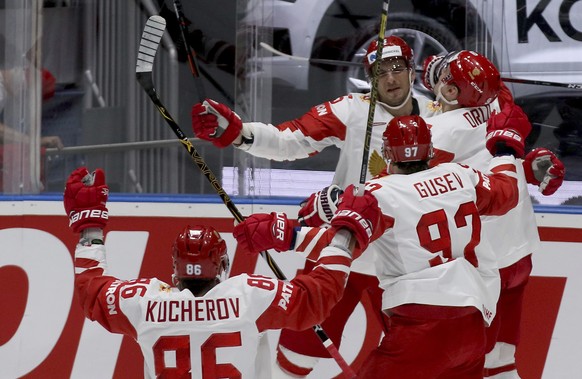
left=75, top=240, right=352, bottom=379
left=367, top=163, right=503, bottom=324
left=117, top=275, right=277, bottom=378
left=427, top=104, right=540, bottom=268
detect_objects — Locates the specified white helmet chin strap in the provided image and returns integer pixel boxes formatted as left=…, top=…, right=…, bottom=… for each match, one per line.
left=434, top=80, right=458, bottom=106
left=385, top=70, right=413, bottom=111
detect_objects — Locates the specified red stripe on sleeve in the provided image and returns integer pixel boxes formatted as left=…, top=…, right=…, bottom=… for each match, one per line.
left=490, top=163, right=517, bottom=174
left=75, top=257, right=100, bottom=269
left=276, top=103, right=346, bottom=142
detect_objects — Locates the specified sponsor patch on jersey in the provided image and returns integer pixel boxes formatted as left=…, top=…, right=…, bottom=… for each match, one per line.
left=277, top=282, right=294, bottom=311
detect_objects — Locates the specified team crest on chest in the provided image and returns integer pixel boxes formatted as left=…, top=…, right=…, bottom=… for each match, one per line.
left=428, top=101, right=442, bottom=112
left=368, top=149, right=387, bottom=177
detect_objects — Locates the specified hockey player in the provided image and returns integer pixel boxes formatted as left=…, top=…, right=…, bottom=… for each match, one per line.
left=356, top=114, right=527, bottom=378
left=249, top=114, right=527, bottom=377
left=421, top=50, right=565, bottom=378
left=191, top=36, right=440, bottom=376
left=64, top=166, right=382, bottom=379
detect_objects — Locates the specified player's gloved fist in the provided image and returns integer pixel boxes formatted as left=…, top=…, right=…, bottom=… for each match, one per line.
left=523, top=148, right=565, bottom=196
left=330, top=184, right=382, bottom=255
left=422, top=54, right=444, bottom=91
left=485, top=103, right=531, bottom=158
left=191, top=98, right=242, bottom=148
left=298, top=184, right=344, bottom=227
left=233, top=212, right=295, bottom=255
left=63, top=167, right=109, bottom=233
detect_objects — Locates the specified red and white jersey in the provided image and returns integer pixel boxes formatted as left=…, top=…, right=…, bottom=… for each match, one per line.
left=74, top=242, right=351, bottom=379
left=241, top=93, right=439, bottom=189
left=427, top=102, right=541, bottom=268
left=239, top=93, right=439, bottom=275
left=366, top=157, right=519, bottom=325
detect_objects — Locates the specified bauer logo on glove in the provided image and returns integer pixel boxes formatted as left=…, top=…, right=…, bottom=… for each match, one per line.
left=64, top=167, right=110, bottom=233
left=329, top=184, right=383, bottom=253
left=333, top=209, right=373, bottom=238
left=69, top=208, right=108, bottom=228
left=273, top=212, right=290, bottom=243
left=486, top=129, right=523, bottom=143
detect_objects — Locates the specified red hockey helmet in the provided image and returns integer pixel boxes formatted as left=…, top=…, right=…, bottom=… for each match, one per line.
left=440, top=50, right=500, bottom=107
left=172, top=225, right=229, bottom=281
left=364, top=35, right=414, bottom=77
left=383, top=115, right=432, bottom=162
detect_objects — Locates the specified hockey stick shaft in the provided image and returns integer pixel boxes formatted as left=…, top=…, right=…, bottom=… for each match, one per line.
left=172, top=0, right=206, bottom=102
left=260, top=42, right=361, bottom=67
left=261, top=42, right=582, bottom=90
left=359, top=0, right=390, bottom=187
left=172, top=0, right=234, bottom=104
left=500, top=77, right=582, bottom=89
left=136, top=17, right=356, bottom=377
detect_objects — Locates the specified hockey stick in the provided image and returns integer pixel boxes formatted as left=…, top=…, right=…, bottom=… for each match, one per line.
left=136, top=16, right=356, bottom=378
left=136, top=15, right=285, bottom=279
left=172, top=0, right=205, bottom=101
left=169, top=0, right=234, bottom=104
left=499, top=77, right=582, bottom=90
left=261, top=42, right=582, bottom=90
left=359, top=0, right=390, bottom=188
left=260, top=42, right=361, bottom=67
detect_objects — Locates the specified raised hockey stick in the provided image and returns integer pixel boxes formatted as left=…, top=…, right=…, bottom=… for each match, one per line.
left=261, top=42, right=582, bottom=90
left=499, top=77, right=582, bottom=90
left=136, top=16, right=285, bottom=279
left=359, top=0, right=390, bottom=188
left=172, top=0, right=205, bottom=101
left=136, top=16, right=356, bottom=378
left=260, top=42, right=361, bottom=67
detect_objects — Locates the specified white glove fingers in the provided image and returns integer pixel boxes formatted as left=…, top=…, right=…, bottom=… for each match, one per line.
left=532, top=155, right=553, bottom=183
left=81, top=172, right=94, bottom=186
left=202, top=101, right=228, bottom=137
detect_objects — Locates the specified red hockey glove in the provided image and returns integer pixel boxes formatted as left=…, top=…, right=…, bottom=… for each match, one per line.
left=523, top=148, right=565, bottom=196
left=233, top=212, right=295, bottom=255
left=421, top=54, right=445, bottom=91
left=298, top=184, right=343, bottom=227
left=64, top=167, right=109, bottom=233
left=330, top=184, right=381, bottom=254
left=191, top=98, right=242, bottom=148
left=485, top=103, right=531, bottom=158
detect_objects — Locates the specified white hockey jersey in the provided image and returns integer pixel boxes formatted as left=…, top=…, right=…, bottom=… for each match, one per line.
left=239, top=93, right=440, bottom=274
left=427, top=102, right=541, bottom=268
left=74, top=241, right=352, bottom=379
left=367, top=156, right=519, bottom=324
left=293, top=156, right=519, bottom=325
